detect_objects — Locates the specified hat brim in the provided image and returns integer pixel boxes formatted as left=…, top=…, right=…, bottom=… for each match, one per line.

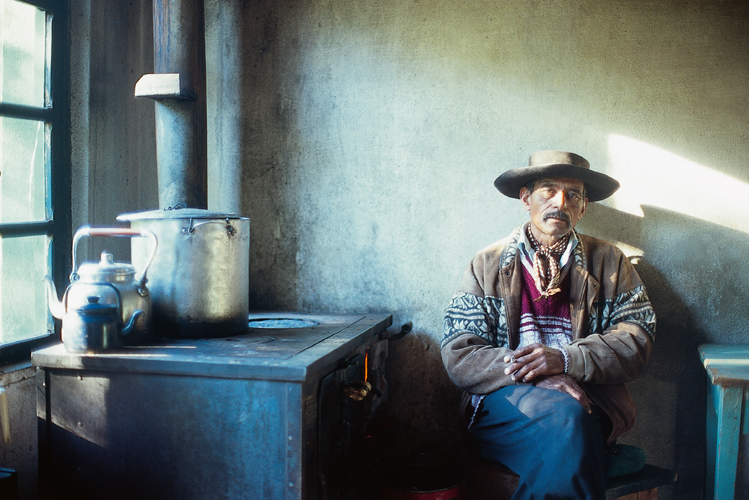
left=494, top=163, right=620, bottom=202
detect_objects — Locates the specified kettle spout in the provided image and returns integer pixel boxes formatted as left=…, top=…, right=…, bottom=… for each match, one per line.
left=44, top=277, right=65, bottom=320
left=121, top=310, right=144, bottom=337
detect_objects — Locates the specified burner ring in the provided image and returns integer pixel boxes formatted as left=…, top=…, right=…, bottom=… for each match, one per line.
left=248, top=318, right=319, bottom=329
left=223, top=336, right=275, bottom=344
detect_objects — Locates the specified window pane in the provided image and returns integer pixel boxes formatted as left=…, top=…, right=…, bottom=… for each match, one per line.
left=0, top=234, right=51, bottom=345
left=1, top=0, right=47, bottom=108
left=0, top=116, right=47, bottom=222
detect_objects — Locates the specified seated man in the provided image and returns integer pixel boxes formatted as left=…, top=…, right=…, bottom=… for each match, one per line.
left=441, top=151, right=655, bottom=500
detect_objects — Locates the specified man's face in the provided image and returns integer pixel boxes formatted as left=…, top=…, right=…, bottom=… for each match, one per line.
left=519, top=177, right=588, bottom=243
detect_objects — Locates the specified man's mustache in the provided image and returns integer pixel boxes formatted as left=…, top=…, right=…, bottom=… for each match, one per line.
left=543, top=211, right=571, bottom=222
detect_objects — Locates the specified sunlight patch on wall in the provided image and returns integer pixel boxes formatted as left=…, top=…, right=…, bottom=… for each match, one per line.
left=615, top=242, right=643, bottom=259
left=607, top=134, right=749, bottom=234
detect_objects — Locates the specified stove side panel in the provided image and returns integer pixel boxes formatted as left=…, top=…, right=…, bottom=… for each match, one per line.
left=37, top=367, right=302, bottom=500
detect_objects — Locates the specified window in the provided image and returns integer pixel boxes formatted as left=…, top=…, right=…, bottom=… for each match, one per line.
left=0, top=0, right=69, bottom=363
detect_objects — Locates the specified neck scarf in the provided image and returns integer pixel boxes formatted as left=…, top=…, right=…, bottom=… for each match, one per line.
left=525, top=225, right=570, bottom=299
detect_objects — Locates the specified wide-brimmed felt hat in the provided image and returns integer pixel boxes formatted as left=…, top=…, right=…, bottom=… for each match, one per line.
left=494, top=150, right=620, bottom=202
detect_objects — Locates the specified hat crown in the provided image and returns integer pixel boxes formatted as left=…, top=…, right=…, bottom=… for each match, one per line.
left=494, top=150, right=619, bottom=201
left=528, top=150, right=590, bottom=170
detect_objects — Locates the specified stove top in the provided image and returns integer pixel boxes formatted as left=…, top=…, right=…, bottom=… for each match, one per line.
left=32, top=312, right=392, bottom=382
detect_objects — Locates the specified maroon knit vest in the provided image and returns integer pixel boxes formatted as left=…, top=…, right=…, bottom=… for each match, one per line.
left=518, top=262, right=572, bottom=348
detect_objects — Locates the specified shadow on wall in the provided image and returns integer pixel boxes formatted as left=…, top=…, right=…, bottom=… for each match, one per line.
left=206, top=2, right=305, bottom=312
left=581, top=203, right=749, bottom=499
left=379, top=329, right=465, bottom=466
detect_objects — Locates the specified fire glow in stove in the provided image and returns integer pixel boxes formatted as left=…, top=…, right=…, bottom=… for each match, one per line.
left=33, top=312, right=392, bottom=500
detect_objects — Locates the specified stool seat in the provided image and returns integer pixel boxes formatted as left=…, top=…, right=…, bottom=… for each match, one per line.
left=467, top=455, right=676, bottom=500
left=605, top=464, right=677, bottom=500
left=605, top=444, right=647, bottom=479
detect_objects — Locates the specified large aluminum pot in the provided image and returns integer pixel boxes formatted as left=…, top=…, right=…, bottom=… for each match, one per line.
left=117, top=208, right=250, bottom=338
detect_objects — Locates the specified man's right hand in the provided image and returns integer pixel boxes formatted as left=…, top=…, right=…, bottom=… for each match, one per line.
left=533, top=374, right=592, bottom=413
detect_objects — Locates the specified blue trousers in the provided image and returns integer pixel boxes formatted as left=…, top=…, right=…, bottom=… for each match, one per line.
left=470, top=385, right=607, bottom=500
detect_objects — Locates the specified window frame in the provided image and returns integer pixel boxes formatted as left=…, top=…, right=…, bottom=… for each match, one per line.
left=0, top=0, right=70, bottom=364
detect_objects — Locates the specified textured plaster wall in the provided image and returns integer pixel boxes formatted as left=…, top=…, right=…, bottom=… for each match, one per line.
left=68, top=1, right=749, bottom=499
left=70, top=0, right=157, bottom=260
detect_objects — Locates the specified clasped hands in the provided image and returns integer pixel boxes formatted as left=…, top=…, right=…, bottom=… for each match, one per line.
left=503, top=343, right=591, bottom=413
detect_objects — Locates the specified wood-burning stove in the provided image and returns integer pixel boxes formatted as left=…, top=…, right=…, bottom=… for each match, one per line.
left=33, top=313, right=392, bottom=499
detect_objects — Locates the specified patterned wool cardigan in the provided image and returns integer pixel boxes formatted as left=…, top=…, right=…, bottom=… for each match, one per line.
left=442, top=224, right=656, bottom=443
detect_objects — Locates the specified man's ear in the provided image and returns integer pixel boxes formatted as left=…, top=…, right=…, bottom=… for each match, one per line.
left=519, top=187, right=531, bottom=211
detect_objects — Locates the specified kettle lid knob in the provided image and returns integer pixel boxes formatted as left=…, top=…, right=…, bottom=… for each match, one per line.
left=79, top=295, right=118, bottom=315
left=77, top=252, right=135, bottom=281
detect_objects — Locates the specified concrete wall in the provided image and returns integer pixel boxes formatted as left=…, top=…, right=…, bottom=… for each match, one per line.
left=63, top=1, right=749, bottom=499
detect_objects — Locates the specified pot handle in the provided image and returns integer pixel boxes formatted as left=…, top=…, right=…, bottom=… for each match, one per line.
left=183, top=218, right=237, bottom=236
left=71, top=227, right=158, bottom=294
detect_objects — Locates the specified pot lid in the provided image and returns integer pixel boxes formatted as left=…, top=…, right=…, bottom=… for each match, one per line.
left=117, top=207, right=249, bottom=221
left=77, top=252, right=136, bottom=281
left=77, top=296, right=118, bottom=315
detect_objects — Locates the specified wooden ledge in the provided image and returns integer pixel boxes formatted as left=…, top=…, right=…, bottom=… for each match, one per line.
left=134, top=73, right=196, bottom=100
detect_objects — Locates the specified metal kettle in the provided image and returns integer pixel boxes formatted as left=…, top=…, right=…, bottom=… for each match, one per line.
left=61, top=295, right=143, bottom=352
left=45, top=226, right=157, bottom=342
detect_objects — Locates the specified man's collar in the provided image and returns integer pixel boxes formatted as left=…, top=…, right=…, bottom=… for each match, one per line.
left=519, top=221, right=579, bottom=267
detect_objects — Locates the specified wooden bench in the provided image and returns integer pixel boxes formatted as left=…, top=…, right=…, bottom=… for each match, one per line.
left=605, top=464, right=678, bottom=500
left=467, top=456, right=677, bottom=500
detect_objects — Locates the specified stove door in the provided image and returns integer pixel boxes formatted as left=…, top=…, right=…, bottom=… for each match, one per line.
left=318, top=354, right=368, bottom=500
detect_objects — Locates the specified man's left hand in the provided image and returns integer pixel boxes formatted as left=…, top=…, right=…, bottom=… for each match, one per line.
left=503, top=343, right=565, bottom=382
left=534, top=374, right=592, bottom=413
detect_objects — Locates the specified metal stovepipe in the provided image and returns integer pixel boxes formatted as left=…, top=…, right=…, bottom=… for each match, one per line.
left=137, top=0, right=208, bottom=209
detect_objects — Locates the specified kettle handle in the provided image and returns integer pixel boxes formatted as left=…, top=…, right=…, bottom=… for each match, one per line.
left=70, top=227, right=158, bottom=293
